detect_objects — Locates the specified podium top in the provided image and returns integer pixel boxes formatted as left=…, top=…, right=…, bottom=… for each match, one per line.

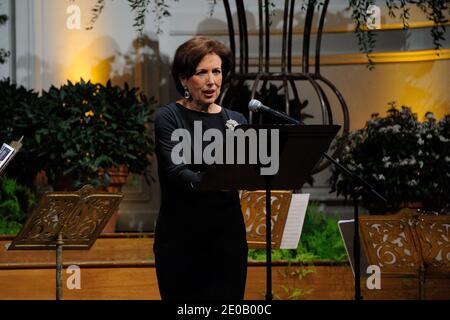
left=199, top=124, right=340, bottom=191
left=8, top=185, right=123, bottom=250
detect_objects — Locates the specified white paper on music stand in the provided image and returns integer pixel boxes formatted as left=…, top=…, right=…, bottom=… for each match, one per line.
left=280, top=193, right=309, bottom=249
left=0, top=143, right=15, bottom=171
left=338, top=219, right=355, bottom=275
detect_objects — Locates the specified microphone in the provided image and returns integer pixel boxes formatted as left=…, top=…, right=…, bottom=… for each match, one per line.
left=248, top=99, right=303, bottom=125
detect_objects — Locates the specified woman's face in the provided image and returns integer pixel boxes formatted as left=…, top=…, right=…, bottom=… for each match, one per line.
left=181, top=53, right=223, bottom=107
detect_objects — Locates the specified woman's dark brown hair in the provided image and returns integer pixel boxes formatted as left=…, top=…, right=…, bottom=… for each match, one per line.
left=172, top=36, right=233, bottom=96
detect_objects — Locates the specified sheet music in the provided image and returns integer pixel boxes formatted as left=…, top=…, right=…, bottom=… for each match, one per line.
left=280, top=193, right=309, bottom=249
left=338, top=219, right=355, bottom=276
left=0, top=143, right=15, bottom=173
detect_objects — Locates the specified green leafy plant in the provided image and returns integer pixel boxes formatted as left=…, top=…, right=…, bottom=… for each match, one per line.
left=274, top=263, right=315, bottom=300
left=33, top=79, right=156, bottom=189
left=248, top=202, right=346, bottom=300
left=248, top=202, right=348, bottom=262
left=329, top=102, right=450, bottom=213
left=0, top=78, right=42, bottom=188
left=0, top=176, right=36, bottom=234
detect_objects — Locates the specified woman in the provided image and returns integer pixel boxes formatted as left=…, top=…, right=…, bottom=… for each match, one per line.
left=153, top=37, right=248, bottom=300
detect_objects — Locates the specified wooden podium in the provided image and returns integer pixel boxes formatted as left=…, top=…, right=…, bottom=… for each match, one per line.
left=199, top=124, right=340, bottom=300
left=7, top=185, right=123, bottom=300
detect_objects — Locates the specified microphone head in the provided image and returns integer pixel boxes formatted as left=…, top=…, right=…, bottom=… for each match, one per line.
left=248, top=99, right=263, bottom=112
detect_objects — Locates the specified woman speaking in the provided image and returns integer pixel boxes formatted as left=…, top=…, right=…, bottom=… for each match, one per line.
left=153, top=37, right=248, bottom=300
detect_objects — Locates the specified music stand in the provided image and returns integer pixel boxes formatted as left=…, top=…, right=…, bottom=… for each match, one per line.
left=0, top=137, right=23, bottom=176
left=198, top=124, right=340, bottom=300
left=7, top=185, right=123, bottom=300
left=338, top=219, right=369, bottom=278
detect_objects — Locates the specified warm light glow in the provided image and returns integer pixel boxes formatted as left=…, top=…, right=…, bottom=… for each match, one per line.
left=67, top=57, right=92, bottom=83
left=62, top=31, right=117, bottom=84
left=400, top=89, right=449, bottom=121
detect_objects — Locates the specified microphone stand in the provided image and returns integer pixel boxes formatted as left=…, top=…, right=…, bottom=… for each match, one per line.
left=322, top=153, right=387, bottom=300
left=249, top=101, right=387, bottom=300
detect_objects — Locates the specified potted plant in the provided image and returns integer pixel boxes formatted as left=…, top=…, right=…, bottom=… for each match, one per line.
left=329, top=102, right=450, bottom=214
left=0, top=78, right=42, bottom=189
left=32, top=79, right=156, bottom=231
left=33, top=79, right=155, bottom=189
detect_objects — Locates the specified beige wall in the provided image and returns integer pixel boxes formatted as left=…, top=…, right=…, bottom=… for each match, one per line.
left=304, top=60, right=450, bottom=130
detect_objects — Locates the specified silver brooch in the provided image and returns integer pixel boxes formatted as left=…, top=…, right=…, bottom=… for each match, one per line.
left=225, top=119, right=239, bottom=131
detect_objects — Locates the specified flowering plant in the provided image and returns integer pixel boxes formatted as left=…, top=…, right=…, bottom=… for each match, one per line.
left=329, top=102, right=450, bottom=213
left=32, top=79, right=156, bottom=189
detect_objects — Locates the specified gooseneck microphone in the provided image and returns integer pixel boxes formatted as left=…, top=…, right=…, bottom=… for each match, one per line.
left=248, top=99, right=303, bottom=125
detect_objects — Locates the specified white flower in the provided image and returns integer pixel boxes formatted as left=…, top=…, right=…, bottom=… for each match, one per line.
left=439, top=136, right=449, bottom=142
left=225, top=119, right=239, bottom=131
left=382, top=156, right=391, bottom=168
left=392, top=124, right=401, bottom=133
left=426, top=134, right=432, bottom=139
left=418, top=138, right=424, bottom=145
left=407, top=179, right=418, bottom=186
left=446, top=156, right=450, bottom=162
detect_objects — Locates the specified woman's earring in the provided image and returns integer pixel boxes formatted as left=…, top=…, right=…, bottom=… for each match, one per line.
left=184, top=87, right=190, bottom=100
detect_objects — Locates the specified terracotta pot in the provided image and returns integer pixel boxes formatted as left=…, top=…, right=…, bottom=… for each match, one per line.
left=365, top=201, right=423, bottom=215
left=52, top=172, right=75, bottom=192
left=100, top=165, right=130, bottom=233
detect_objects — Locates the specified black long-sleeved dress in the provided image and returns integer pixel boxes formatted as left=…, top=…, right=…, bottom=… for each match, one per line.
left=153, top=102, right=248, bottom=300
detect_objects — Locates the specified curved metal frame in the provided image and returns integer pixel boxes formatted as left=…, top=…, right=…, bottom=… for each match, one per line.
left=220, top=0, right=350, bottom=172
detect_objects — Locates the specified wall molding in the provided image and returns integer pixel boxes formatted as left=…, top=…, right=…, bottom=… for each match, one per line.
left=247, top=49, right=450, bottom=66
left=170, top=20, right=450, bottom=36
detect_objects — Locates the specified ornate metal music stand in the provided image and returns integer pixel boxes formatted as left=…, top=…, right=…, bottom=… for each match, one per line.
left=7, top=185, right=123, bottom=300
left=359, top=208, right=450, bottom=299
left=241, top=190, right=292, bottom=249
